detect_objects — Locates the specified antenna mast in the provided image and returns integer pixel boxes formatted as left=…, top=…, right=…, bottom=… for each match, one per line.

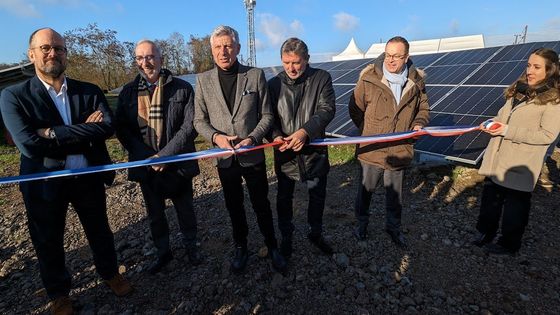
left=244, top=0, right=257, bottom=66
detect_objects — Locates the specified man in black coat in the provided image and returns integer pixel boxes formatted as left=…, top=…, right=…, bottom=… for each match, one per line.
left=0, top=28, right=131, bottom=315
left=268, top=38, right=336, bottom=258
left=116, top=40, right=201, bottom=274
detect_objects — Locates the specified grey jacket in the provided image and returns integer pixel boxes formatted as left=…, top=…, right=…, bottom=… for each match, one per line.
left=194, top=64, right=273, bottom=168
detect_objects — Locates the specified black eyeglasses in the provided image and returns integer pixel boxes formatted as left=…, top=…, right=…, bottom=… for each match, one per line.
left=135, top=55, right=157, bottom=62
left=32, top=45, right=67, bottom=55
left=384, top=53, right=407, bottom=61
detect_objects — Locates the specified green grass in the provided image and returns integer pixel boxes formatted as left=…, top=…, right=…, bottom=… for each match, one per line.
left=194, top=138, right=356, bottom=170
left=106, top=138, right=127, bottom=162
left=327, top=144, right=356, bottom=165
left=0, top=142, right=19, bottom=165
left=0, top=132, right=356, bottom=175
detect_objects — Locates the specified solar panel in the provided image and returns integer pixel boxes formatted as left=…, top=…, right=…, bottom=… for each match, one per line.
left=261, top=41, right=560, bottom=164
left=409, top=53, right=445, bottom=67
left=425, top=64, right=480, bottom=84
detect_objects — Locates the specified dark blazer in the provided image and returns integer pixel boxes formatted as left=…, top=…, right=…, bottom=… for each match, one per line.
left=194, top=64, right=273, bottom=168
left=0, top=76, right=115, bottom=198
left=116, top=71, right=200, bottom=182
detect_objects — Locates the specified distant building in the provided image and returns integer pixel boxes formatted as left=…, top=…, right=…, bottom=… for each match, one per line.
left=0, top=62, right=34, bottom=145
left=333, top=34, right=485, bottom=61
left=0, top=62, right=34, bottom=92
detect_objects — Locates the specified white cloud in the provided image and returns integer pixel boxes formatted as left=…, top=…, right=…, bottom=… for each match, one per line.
left=255, top=38, right=267, bottom=50
left=400, top=15, right=423, bottom=39
left=449, top=19, right=460, bottom=35
left=543, top=17, right=560, bottom=30
left=40, top=0, right=82, bottom=5
left=333, top=12, right=359, bottom=32
left=114, top=2, right=124, bottom=13
left=40, top=0, right=99, bottom=11
left=258, top=13, right=304, bottom=46
left=0, top=0, right=41, bottom=18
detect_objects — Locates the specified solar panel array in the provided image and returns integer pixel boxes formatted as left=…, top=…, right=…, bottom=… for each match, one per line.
left=179, top=41, right=560, bottom=164
left=264, top=41, right=560, bottom=164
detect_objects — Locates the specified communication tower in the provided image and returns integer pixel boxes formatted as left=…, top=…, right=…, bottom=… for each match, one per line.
left=244, top=0, right=257, bottom=66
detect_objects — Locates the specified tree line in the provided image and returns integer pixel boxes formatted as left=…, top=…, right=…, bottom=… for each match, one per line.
left=1, top=23, right=216, bottom=92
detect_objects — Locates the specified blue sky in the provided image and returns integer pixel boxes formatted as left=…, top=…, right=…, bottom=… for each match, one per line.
left=1, top=0, right=559, bottom=67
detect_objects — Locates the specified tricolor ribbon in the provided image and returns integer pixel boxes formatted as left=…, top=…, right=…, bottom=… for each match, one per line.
left=0, top=125, right=481, bottom=185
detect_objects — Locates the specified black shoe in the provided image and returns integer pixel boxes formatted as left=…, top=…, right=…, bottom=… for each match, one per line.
left=280, top=238, right=293, bottom=259
left=269, top=248, right=287, bottom=272
left=484, top=243, right=516, bottom=256
left=148, top=252, right=173, bottom=274
left=386, top=230, right=408, bottom=249
left=231, top=246, right=248, bottom=273
left=308, top=234, right=334, bottom=255
left=186, top=245, right=202, bottom=266
left=470, top=231, right=494, bottom=247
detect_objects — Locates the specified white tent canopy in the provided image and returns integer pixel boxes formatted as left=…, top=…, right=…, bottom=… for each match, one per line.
left=332, top=38, right=365, bottom=61
left=333, top=34, right=485, bottom=60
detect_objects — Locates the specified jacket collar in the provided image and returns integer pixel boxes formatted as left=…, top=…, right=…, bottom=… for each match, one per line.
left=279, top=66, right=313, bottom=86
left=209, top=63, right=250, bottom=118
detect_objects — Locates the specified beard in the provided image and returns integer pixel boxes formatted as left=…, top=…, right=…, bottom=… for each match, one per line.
left=40, top=58, right=66, bottom=78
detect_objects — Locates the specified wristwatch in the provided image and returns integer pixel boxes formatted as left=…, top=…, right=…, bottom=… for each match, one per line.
left=48, top=128, right=56, bottom=139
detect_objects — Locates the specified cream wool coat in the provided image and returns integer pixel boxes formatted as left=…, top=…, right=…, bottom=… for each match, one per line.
left=479, top=88, right=560, bottom=192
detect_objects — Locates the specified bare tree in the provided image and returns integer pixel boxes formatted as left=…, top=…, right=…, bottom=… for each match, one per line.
left=187, top=35, right=213, bottom=73
left=64, top=23, right=134, bottom=91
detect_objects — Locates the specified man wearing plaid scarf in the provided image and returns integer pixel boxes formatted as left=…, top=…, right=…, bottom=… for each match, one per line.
left=116, top=40, right=201, bottom=274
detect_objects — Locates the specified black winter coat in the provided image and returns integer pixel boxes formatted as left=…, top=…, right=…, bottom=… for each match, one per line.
left=116, top=70, right=200, bottom=182
left=268, top=67, right=335, bottom=181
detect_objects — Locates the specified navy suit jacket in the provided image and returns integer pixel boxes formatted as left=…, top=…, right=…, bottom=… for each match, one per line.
left=116, top=72, right=200, bottom=182
left=0, top=76, right=115, bottom=198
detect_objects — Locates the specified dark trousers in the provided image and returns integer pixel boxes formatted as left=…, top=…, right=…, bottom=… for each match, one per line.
left=276, top=172, right=328, bottom=238
left=139, top=175, right=197, bottom=258
left=22, top=175, right=118, bottom=300
left=217, top=160, right=278, bottom=249
left=476, top=179, right=532, bottom=252
left=354, top=162, right=404, bottom=233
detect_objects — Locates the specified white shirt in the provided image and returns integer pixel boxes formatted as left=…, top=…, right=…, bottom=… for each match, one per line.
left=38, top=76, right=88, bottom=170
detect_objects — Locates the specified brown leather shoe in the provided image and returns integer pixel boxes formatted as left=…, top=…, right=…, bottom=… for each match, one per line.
left=105, top=273, right=133, bottom=297
left=49, top=296, right=73, bottom=315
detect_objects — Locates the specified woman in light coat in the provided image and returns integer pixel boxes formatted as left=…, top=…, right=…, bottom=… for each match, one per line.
left=472, top=47, right=560, bottom=255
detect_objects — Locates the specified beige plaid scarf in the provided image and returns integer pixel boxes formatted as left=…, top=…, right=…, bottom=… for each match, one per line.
left=137, top=71, right=165, bottom=151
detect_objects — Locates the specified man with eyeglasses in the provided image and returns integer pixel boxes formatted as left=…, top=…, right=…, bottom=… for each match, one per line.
left=116, top=40, right=201, bottom=274
left=0, top=28, right=132, bottom=315
left=349, top=36, right=430, bottom=248
left=194, top=25, right=287, bottom=273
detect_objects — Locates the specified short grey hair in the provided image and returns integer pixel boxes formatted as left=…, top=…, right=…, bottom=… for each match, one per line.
left=280, top=37, right=309, bottom=60
left=135, top=39, right=162, bottom=58
left=210, top=25, right=239, bottom=47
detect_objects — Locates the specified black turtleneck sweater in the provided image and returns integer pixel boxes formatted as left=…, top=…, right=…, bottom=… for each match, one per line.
left=217, top=60, right=240, bottom=114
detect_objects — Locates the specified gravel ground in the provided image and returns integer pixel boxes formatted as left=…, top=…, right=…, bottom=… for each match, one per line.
left=1, top=152, right=559, bottom=315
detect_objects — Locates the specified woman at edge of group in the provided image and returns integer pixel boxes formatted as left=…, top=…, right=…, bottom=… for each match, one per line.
left=472, top=47, right=560, bottom=256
